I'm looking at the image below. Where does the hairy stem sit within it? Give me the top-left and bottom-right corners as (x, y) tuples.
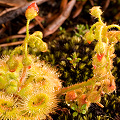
(107, 24), (120, 31)
(19, 66), (27, 85)
(99, 26), (103, 42)
(25, 19), (30, 58)
(90, 22), (103, 33)
(58, 79), (96, 96)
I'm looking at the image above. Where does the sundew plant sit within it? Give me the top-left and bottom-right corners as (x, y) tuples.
(59, 6), (120, 115)
(0, 3), (120, 120)
(0, 2), (61, 120)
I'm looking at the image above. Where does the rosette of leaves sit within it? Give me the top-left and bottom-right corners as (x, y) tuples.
(0, 54), (62, 120)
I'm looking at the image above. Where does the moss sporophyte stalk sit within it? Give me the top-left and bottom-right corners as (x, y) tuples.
(0, 3), (120, 120)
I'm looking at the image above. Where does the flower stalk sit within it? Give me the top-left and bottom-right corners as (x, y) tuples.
(58, 6), (119, 114)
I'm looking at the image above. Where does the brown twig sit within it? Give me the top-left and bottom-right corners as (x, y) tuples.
(103, 0), (110, 11)
(89, 0), (94, 6)
(0, 35), (25, 43)
(18, 16), (44, 35)
(0, 0), (27, 7)
(43, 0), (76, 37)
(34, 16), (44, 30)
(0, 0), (49, 25)
(0, 24), (6, 34)
(72, 0), (87, 18)
(46, 0), (68, 24)
(60, 0), (68, 11)
(0, 41), (23, 47)
(18, 21), (38, 34)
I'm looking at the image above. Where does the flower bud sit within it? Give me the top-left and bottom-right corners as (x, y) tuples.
(97, 53), (104, 62)
(77, 94), (87, 106)
(25, 2), (39, 20)
(90, 6), (102, 18)
(29, 34), (47, 52)
(92, 54), (107, 67)
(77, 94), (90, 112)
(102, 79), (116, 94)
(32, 31), (43, 39)
(88, 91), (101, 103)
(94, 42), (107, 61)
(6, 57), (18, 72)
(65, 91), (77, 103)
(39, 42), (48, 52)
(94, 42), (106, 54)
(85, 31), (94, 44)
(22, 56), (32, 67)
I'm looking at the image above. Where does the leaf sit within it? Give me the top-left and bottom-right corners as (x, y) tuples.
(81, 110), (86, 114)
(75, 32), (80, 37)
(67, 57), (72, 61)
(73, 112), (78, 117)
(71, 104), (78, 110)
(76, 58), (81, 62)
(81, 104), (87, 110)
(73, 54), (76, 59)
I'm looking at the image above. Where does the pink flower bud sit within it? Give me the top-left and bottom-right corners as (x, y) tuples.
(25, 2), (39, 20)
(65, 91), (77, 102)
(102, 79), (116, 94)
